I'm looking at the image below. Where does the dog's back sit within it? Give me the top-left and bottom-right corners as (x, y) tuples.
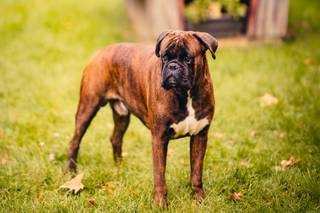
(80, 43), (161, 126)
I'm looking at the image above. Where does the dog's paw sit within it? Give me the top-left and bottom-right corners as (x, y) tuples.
(154, 194), (168, 209)
(113, 156), (123, 166)
(192, 189), (206, 203)
(64, 160), (77, 175)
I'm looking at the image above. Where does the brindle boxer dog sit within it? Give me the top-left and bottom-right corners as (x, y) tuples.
(67, 30), (218, 208)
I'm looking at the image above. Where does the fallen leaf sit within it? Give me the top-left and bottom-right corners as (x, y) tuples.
(275, 156), (301, 171)
(249, 130), (256, 138)
(103, 181), (120, 195)
(88, 197), (95, 207)
(260, 93), (278, 107)
(1, 150), (12, 164)
(60, 172), (85, 193)
(273, 130), (287, 139)
(280, 157), (300, 169)
(230, 192), (243, 201)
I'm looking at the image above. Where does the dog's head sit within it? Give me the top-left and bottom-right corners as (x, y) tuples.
(155, 30), (218, 91)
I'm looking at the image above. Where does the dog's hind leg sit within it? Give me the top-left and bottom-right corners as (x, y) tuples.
(68, 94), (101, 172)
(110, 101), (130, 163)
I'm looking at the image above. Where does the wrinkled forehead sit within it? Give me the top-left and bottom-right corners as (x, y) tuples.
(160, 32), (202, 56)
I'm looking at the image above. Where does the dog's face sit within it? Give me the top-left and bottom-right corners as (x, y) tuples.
(155, 31), (218, 91)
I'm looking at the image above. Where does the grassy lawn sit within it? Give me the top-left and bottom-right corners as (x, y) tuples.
(0, 0), (319, 212)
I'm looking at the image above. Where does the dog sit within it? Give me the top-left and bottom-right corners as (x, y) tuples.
(67, 30), (218, 208)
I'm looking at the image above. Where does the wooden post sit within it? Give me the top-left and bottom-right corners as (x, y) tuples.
(124, 0), (150, 40)
(124, 0), (184, 40)
(247, 0), (289, 39)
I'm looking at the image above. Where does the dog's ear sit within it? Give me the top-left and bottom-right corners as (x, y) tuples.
(193, 32), (218, 59)
(155, 31), (171, 57)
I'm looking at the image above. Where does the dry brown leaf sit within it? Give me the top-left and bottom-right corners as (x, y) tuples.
(1, 150), (12, 164)
(260, 93), (278, 107)
(60, 172), (84, 193)
(103, 181), (120, 195)
(88, 197), (95, 207)
(275, 156), (301, 171)
(273, 130), (287, 139)
(249, 130), (256, 138)
(280, 157), (300, 169)
(230, 192), (243, 201)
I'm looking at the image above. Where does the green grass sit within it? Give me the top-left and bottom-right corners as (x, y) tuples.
(0, 0), (319, 212)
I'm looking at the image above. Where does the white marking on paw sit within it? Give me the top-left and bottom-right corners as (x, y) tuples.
(170, 92), (209, 138)
(114, 101), (129, 116)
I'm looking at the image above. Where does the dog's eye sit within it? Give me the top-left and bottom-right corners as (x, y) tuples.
(185, 56), (193, 64)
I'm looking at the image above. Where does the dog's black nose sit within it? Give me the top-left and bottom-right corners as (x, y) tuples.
(168, 63), (178, 70)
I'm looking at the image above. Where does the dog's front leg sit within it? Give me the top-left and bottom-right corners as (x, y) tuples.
(151, 133), (169, 208)
(190, 129), (208, 203)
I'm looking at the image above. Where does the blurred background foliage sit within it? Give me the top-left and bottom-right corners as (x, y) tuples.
(288, 0), (320, 35)
(185, 0), (247, 24)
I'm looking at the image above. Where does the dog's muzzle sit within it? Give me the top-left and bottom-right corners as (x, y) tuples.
(161, 62), (183, 90)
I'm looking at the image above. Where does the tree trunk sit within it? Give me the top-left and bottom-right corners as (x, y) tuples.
(124, 0), (184, 40)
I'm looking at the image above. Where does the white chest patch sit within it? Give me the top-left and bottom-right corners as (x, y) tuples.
(170, 93), (209, 138)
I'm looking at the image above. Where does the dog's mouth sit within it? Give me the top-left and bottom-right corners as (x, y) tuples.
(162, 76), (177, 90)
